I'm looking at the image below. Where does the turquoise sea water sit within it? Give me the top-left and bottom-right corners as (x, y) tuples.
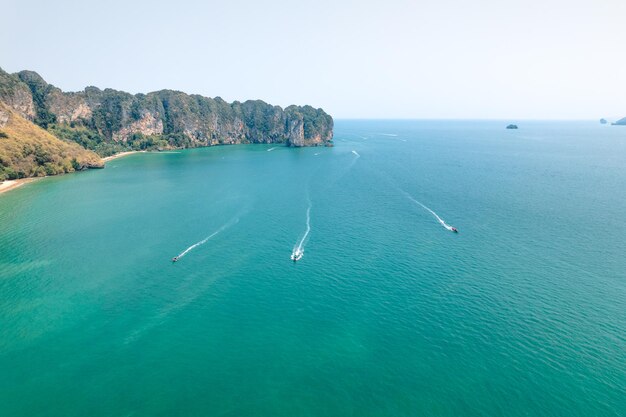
(1, 120), (625, 416)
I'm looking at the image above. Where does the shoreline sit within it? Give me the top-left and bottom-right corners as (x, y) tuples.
(0, 177), (42, 195)
(102, 150), (145, 162)
(0, 145), (289, 197)
(1, 150), (150, 196)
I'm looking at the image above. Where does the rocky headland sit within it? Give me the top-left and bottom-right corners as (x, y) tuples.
(0, 67), (333, 182)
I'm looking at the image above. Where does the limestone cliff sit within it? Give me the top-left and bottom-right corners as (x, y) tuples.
(0, 68), (333, 156)
(0, 69), (35, 121)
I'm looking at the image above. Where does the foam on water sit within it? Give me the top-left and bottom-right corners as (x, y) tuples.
(292, 198), (312, 260)
(402, 191), (456, 232)
(176, 217), (239, 260)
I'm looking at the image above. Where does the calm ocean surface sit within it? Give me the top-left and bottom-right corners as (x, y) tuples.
(1, 120), (625, 416)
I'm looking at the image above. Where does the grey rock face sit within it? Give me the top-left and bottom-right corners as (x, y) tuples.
(0, 68), (333, 148)
(0, 68), (35, 120)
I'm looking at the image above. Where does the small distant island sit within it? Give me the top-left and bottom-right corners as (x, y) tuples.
(0, 67), (333, 183)
(611, 117), (626, 126)
(506, 124), (518, 129)
(600, 118), (608, 124)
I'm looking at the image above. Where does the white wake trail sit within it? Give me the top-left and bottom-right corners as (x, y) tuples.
(176, 217), (239, 259)
(297, 204), (311, 252)
(352, 150), (360, 157)
(267, 147), (277, 152)
(403, 192), (455, 231)
(292, 199), (312, 260)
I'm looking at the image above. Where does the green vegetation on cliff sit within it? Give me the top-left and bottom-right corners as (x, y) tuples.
(0, 102), (102, 181)
(17, 71), (57, 128)
(47, 124), (126, 157)
(0, 67), (333, 181)
(1, 68), (333, 158)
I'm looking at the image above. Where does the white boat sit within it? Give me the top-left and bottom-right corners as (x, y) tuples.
(290, 250), (303, 262)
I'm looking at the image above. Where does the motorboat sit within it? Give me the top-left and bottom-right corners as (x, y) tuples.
(451, 227), (458, 233)
(290, 250), (303, 262)
(172, 256), (179, 262)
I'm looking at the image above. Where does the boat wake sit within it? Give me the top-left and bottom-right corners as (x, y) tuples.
(343, 150), (360, 172)
(403, 192), (457, 232)
(381, 133), (398, 137)
(291, 199), (311, 261)
(267, 147), (277, 152)
(175, 217), (239, 260)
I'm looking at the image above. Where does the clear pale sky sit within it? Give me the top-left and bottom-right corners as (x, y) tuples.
(2, 0), (625, 119)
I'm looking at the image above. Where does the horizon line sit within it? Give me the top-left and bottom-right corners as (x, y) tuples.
(333, 118), (616, 122)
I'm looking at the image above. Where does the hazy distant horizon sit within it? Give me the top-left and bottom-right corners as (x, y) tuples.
(2, 65), (621, 121)
(3, 0), (625, 120)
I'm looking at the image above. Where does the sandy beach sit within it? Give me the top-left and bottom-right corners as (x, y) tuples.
(1, 151), (145, 196)
(102, 150), (144, 162)
(0, 178), (40, 195)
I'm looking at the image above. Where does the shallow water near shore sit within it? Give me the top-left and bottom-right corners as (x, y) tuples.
(1, 120), (625, 416)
